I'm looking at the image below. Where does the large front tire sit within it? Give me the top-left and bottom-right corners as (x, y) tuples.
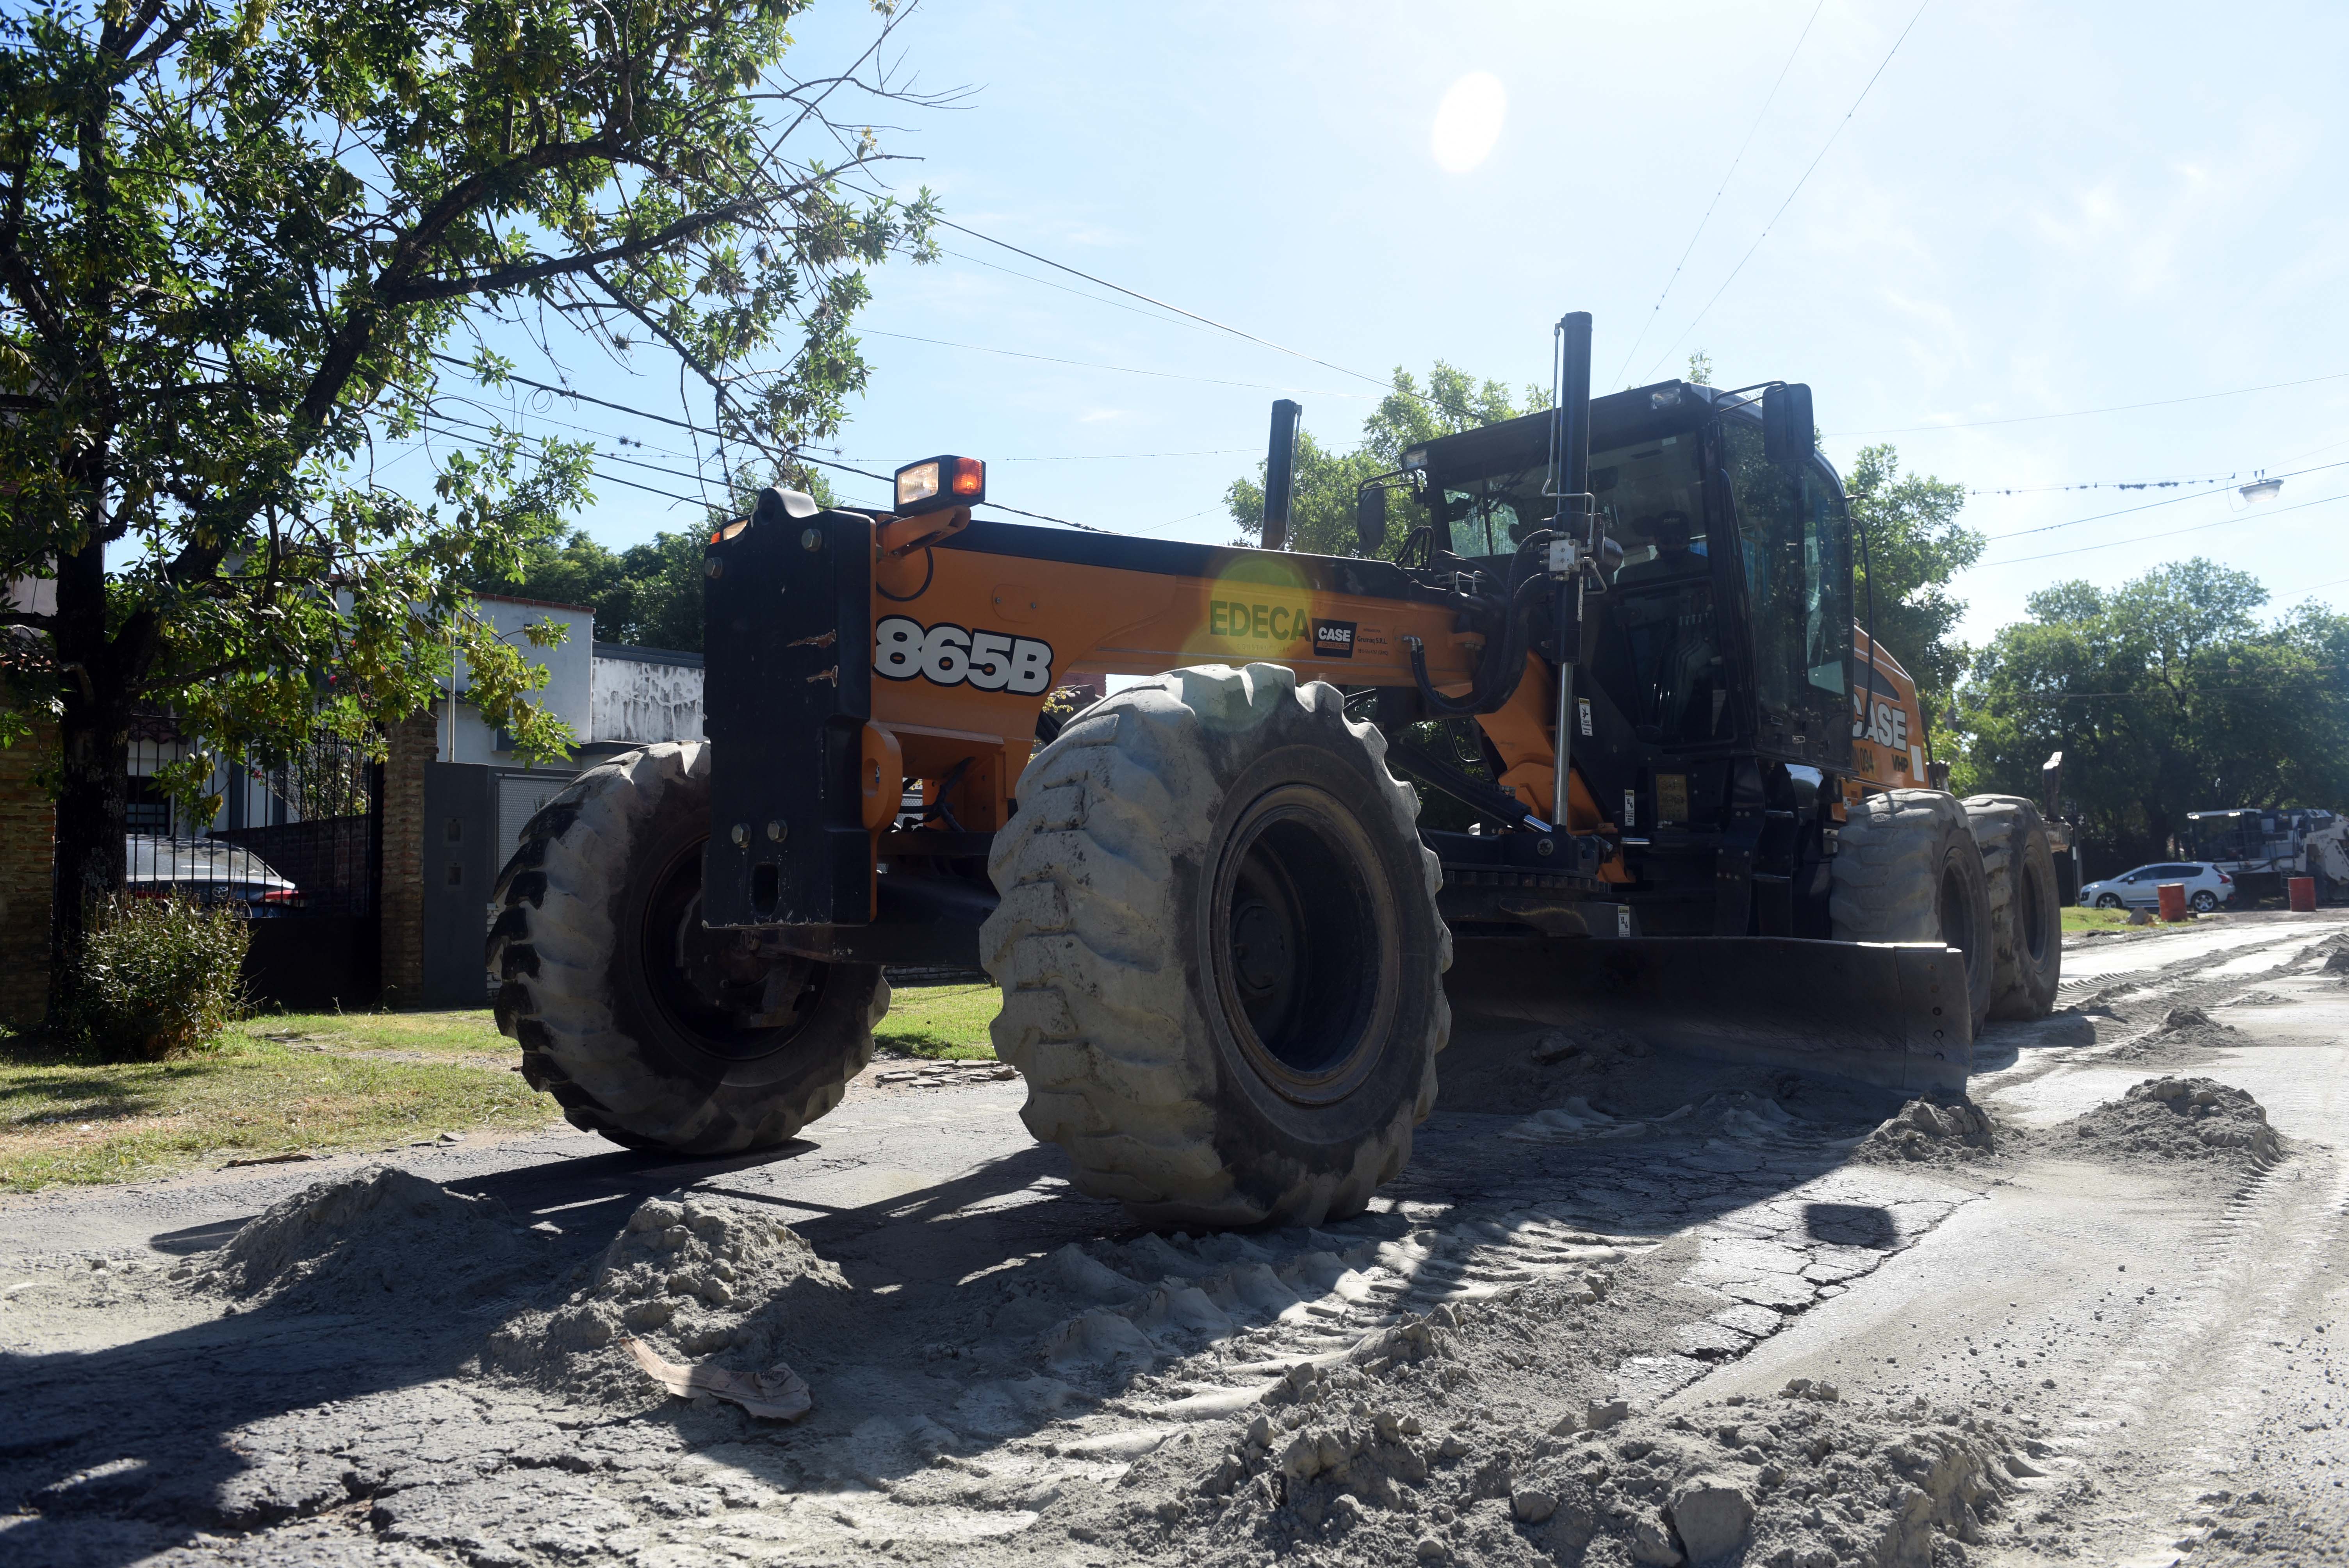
(1830, 788), (1996, 1037)
(489, 743), (888, 1155)
(981, 664), (1449, 1228)
(1964, 794), (2063, 1020)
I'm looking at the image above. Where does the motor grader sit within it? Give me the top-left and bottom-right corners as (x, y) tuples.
(490, 312), (2062, 1226)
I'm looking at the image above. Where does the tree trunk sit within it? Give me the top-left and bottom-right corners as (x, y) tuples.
(47, 540), (132, 1011)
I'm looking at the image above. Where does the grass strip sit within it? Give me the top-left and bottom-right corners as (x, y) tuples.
(0, 1030), (553, 1193)
(874, 983), (1000, 1061)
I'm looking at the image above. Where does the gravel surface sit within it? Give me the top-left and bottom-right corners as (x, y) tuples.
(5, 914), (2348, 1567)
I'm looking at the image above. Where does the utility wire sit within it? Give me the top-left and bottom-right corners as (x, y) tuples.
(1966, 472), (2239, 498)
(859, 329), (1369, 396)
(1645, 0), (1932, 381)
(422, 356), (1119, 529)
(929, 216), (1487, 424)
(1981, 459), (2349, 541)
(1830, 369), (2349, 436)
(939, 246), (1218, 338)
(1978, 489), (2348, 566)
(1610, 0), (1827, 387)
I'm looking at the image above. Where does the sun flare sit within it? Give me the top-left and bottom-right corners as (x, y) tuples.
(1431, 71), (1507, 173)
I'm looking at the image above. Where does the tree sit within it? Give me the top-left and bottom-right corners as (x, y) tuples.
(1223, 362), (1549, 556)
(1959, 559), (2349, 871)
(0, 0), (936, 990)
(1845, 444), (1982, 720)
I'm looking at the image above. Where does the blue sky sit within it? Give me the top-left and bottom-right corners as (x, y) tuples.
(490, 0), (2349, 647)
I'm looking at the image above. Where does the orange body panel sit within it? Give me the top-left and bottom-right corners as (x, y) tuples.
(1847, 627), (1930, 802)
(866, 527), (1490, 832)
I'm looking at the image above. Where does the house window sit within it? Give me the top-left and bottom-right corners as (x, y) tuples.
(125, 776), (171, 835)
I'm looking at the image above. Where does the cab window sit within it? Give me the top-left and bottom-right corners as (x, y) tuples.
(1723, 420), (1852, 721)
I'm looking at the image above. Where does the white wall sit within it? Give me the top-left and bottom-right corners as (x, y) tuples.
(591, 646), (704, 745)
(442, 596), (596, 766)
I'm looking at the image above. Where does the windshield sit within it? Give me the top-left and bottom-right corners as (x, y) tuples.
(1438, 432), (1707, 564)
(1724, 419), (1851, 716)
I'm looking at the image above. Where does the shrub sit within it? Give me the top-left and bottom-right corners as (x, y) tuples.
(55, 893), (250, 1060)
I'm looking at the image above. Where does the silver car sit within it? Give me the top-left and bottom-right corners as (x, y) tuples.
(2078, 861), (2236, 914)
(125, 835), (301, 915)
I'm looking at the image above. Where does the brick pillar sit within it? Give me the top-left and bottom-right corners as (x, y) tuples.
(379, 708), (437, 1008)
(0, 724), (56, 1029)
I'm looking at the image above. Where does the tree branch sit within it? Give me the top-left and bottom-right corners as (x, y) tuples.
(380, 190), (778, 306)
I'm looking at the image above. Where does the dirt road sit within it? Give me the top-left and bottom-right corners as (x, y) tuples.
(5, 913), (2347, 1568)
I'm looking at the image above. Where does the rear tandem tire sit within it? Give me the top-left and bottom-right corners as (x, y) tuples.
(488, 742), (889, 1155)
(1963, 793), (2064, 1021)
(980, 663), (1451, 1228)
(1830, 788), (1996, 1037)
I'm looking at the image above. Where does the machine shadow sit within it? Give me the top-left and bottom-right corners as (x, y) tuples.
(6, 1066), (1926, 1568)
(0, 1135), (1095, 1568)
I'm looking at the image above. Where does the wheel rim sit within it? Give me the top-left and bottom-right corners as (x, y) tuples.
(2097, 894), (2120, 909)
(2192, 891), (2216, 911)
(1208, 784), (1400, 1106)
(633, 835), (822, 1065)
(2020, 861), (2050, 962)
(1938, 857), (1977, 961)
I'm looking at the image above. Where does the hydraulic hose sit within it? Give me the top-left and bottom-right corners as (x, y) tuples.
(1406, 552), (1555, 716)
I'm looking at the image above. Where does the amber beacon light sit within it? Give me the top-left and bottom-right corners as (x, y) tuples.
(894, 455), (986, 515)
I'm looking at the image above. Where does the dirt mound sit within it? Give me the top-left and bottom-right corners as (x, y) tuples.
(2322, 947), (2349, 977)
(1095, 1358), (2028, 1568)
(2061, 1077), (2281, 1164)
(1855, 1096), (1996, 1166)
(485, 1193), (857, 1408)
(178, 1167), (541, 1313)
(2103, 1004), (2242, 1063)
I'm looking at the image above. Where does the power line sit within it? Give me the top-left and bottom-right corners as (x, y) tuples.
(1966, 473), (2239, 498)
(927, 216), (1485, 424)
(419, 376), (1123, 533)
(990, 447), (1252, 463)
(937, 246), (1217, 338)
(1645, 0), (1932, 381)
(1978, 489), (2349, 566)
(1980, 459), (2349, 541)
(1829, 369), (2349, 437)
(859, 328), (1370, 397)
(932, 217), (1397, 391)
(1610, 0), (1827, 387)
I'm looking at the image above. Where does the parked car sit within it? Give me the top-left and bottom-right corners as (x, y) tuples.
(124, 835), (301, 915)
(2078, 861), (2235, 914)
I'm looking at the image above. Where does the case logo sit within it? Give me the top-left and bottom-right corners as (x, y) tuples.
(1312, 618), (1356, 659)
(874, 616), (1055, 694)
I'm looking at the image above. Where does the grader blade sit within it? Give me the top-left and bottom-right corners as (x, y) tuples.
(1444, 936), (1972, 1096)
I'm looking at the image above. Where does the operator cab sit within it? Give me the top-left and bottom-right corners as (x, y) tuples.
(1407, 380), (1855, 778)
(1398, 380), (1857, 939)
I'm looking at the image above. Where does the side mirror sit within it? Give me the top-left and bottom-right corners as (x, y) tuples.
(1355, 484), (1388, 555)
(1763, 383), (1815, 466)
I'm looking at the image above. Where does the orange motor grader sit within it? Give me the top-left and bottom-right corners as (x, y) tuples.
(490, 313), (2060, 1226)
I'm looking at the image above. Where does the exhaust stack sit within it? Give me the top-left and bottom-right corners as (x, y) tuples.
(1262, 398), (1301, 552)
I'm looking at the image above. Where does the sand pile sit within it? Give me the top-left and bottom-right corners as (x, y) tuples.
(485, 1193), (857, 1406)
(2062, 1077), (2281, 1164)
(1856, 1096), (1996, 1166)
(2104, 1003), (2242, 1063)
(1108, 1354), (2028, 1568)
(176, 1166), (541, 1313)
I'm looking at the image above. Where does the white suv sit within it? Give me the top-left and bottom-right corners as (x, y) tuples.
(2078, 861), (2235, 914)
